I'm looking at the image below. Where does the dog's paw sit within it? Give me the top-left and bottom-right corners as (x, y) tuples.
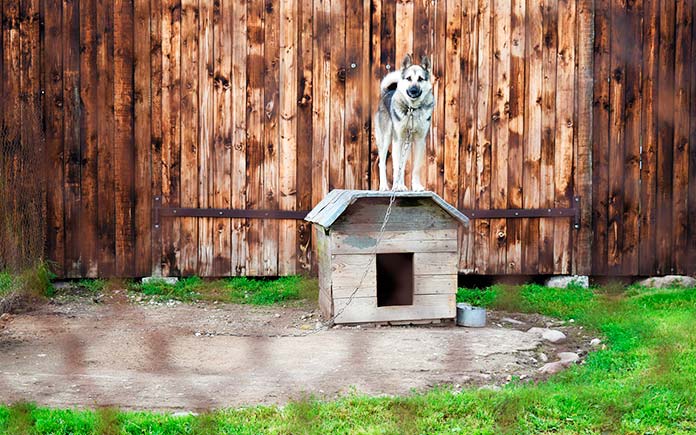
(412, 182), (425, 192)
(379, 183), (390, 192)
(392, 182), (408, 192)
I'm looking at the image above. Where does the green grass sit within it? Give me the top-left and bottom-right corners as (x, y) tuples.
(0, 272), (13, 297)
(128, 276), (316, 306)
(3, 282), (696, 433)
(76, 279), (107, 293)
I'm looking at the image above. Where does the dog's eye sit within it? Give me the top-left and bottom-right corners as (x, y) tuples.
(417, 77), (424, 82)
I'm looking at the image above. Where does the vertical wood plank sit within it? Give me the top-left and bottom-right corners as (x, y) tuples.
(688, 0), (696, 275)
(160, 0), (182, 276)
(672, 0), (691, 274)
(344, 0), (364, 190)
(639, 0), (658, 275)
(539, 0), (557, 274)
(431, 0), (446, 195)
(458, 0), (478, 272)
(279, 0), (297, 275)
(474, 0), (492, 274)
(62, 0), (81, 276)
(180, 0), (199, 276)
(246, 0), (264, 275)
(79, 0), (99, 277)
(443, 0), (461, 206)
(411, 0), (427, 188)
(656, 0), (675, 274)
(150, 0), (163, 275)
(522, 0), (541, 274)
(114, 0), (136, 276)
(490, 0), (510, 274)
(507, 0), (524, 274)
(620, 0), (642, 275)
(553, 0), (574, 274)
(573, 0), (593, 275)
(360, 0), (371, 191)
(43, 0), (65, 273)
(329, 0), (345, 190)
(311, 0), (329, 206)
(295, 0), (312, 272)
(591, 0), (609, 275)
(607, 0), (625, 274)
(134, 0), (152, 276)
(212, 0), (232, 276)
(198, 0), (214, 276)
(231, 0), (247, 274)
(262, 0), (279, 275)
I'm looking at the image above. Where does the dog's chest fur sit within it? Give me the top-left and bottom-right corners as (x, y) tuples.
(389, 91), (434, 139)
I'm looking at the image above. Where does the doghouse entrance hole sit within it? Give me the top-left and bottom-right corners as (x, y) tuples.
(377, 253), (414, 307)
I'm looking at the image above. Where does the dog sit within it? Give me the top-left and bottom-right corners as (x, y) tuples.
(374, 54), (435, 192)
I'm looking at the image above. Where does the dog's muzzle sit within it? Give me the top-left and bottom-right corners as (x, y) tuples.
(406, 86), (422, 98)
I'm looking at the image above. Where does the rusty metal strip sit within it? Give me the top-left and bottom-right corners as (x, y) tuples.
(153, 196), (581, 227)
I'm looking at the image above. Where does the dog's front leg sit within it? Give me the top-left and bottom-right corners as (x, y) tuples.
(411, 137), (426, 192)
(391, 139), (408, 191)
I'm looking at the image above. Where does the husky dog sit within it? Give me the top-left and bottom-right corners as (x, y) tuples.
(374, 54), (435, 192)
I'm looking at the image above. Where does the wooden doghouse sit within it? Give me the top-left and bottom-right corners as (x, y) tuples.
(305, 190), (470, 324)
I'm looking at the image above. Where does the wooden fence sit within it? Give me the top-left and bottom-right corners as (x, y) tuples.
(0, 0), (694, 278)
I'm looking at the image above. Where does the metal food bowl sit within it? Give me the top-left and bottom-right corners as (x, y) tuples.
(456, 303), (486, 327)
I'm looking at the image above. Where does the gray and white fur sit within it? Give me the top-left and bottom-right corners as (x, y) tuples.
(374, 54), (435, 191)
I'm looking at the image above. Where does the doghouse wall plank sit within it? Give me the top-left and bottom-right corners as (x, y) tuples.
(4, 0), (696, 277)
(333, 294), (456, 324)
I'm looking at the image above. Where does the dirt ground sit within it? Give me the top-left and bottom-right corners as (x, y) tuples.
(0, 291), (593, 411)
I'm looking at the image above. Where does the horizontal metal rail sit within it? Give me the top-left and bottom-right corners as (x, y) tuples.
(153, 196), (581, 228)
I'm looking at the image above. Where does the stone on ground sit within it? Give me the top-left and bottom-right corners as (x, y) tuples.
(538, 361), (565, 375)
(527, 327), (566, 344)
(635, 275), (696, 289)
(545, 275), (590, 289)
(590, 338), (602, 346)
(557, 352), (579, 364)
(142, 276), (179, 285)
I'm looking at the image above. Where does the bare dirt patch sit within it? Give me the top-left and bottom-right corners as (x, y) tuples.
(0, 292), (592, 411)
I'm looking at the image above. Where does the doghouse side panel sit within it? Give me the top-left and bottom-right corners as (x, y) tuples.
(315, 226), (333, 318)
(333, 294), (456, 324)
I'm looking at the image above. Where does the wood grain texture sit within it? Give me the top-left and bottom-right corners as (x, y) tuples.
(328, 0), (345, 190)
(134, 0), (152, 277)
(212, 0), (232, 276)
(490, 0), (510, 274)
(150, 0), (163, 276)
(521, 0), (542, 274)
(591, 0), (610, 275)
(231, 0), (248, 275)
(180, 0), (199, 276)
(553, 0), (574, 274)
(539, 0), (557, 274)
(279, 0), (298, 275)
(198, 0), (214, 276)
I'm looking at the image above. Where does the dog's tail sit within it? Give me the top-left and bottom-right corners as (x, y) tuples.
(380, 71), (401, 95)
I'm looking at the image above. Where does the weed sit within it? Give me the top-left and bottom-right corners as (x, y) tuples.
(130, 276), (203, 302)
(76, 279), (107, 293)
(225, 276), (304, 305)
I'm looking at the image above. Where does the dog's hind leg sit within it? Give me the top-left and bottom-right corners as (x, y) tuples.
(411, 137), (426, 191)
(375, 119), (391, 191)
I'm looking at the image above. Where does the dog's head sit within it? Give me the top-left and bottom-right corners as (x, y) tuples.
(397, 54), (432, 101)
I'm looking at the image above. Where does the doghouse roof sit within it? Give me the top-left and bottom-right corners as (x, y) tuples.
(305, 189), (470, 229)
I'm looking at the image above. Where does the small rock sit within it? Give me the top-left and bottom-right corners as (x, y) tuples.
(315, 322), (323, 330)
(0, 313), (12, 322)
(635, 275), (696, 289)
(545, 275), (589, 289)
(538, 361), (566, 375)
(300, 324), (312, 330)
(538, 352), (548, 362)
(142, 276), (179, 285)
(500, 317), (525, 325)
(194, 332), (201, 337)
(274, 313), (281, 318)
(557, 352), (579, 364)
(590, 338), (602, 346)
(527, 327), (546, 335)
(542, 329), (567, 344)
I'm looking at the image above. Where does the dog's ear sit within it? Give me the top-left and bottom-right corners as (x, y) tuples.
(421, 55), (432, 72)
(401, 54), (413, 71)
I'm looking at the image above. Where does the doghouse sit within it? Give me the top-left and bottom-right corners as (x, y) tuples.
(305, 190), (470, 324)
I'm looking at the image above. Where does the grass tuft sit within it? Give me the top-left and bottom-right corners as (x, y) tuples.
(225, 276), (304, 305)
